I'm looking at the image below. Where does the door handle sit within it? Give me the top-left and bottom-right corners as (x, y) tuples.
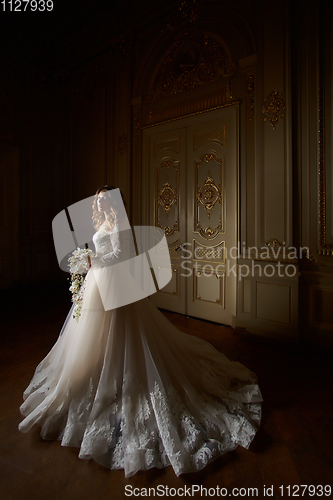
(174, 243), (185, 251)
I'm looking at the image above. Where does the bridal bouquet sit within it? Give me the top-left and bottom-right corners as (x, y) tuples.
(68, 247), (95, 322)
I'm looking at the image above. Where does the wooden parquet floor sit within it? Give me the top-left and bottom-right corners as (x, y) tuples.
(0, 282), (332, 500)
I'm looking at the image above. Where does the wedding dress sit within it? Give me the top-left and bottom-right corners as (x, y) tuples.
(19, 224), (263, 478)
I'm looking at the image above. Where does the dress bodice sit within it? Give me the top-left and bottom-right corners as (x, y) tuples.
(93, 225), (121, 263)
(92, 223), (136, 268)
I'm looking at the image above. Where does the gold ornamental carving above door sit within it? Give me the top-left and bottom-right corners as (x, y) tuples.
(142, 31), (239, 127)
(152, 32), (235, 99)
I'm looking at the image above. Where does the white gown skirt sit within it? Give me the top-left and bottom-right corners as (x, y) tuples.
(19, 268), (262, 478)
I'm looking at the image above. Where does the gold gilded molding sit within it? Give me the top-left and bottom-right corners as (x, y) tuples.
(246, 72), (255, 120)
(263, 87), (286, 130)
(142, 29), (239, 127)
(152, 31), (235, 100)
(197, 170), (221, 219)
(158, 181), (177, 214)
(142, 97), (241, 129)
(265, 239), (285, 248)
(156, 158), (179, 236)
(193, 268), (225, 306)
(195, 154), (223, 239)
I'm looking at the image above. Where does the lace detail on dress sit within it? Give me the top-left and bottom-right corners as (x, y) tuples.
(18, 227), (262, 477)
(92, 225), (121, 267)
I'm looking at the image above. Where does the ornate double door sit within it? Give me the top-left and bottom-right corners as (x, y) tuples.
(142, 107), (238, 326)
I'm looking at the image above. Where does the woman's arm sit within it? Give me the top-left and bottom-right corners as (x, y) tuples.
(91, 225), (121, 268)
(100, 229), (121, 265)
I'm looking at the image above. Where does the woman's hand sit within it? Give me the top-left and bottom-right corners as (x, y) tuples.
(87, 255), (92, 270)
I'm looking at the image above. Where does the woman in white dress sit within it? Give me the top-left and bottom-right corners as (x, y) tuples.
(19, 186), (262, 478)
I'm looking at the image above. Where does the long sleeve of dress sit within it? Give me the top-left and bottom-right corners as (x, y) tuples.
(91, 224), (121, 268)
(100, 228), (121, 264)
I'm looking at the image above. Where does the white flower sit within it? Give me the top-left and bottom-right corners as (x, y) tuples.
(68, 247), (95, 322)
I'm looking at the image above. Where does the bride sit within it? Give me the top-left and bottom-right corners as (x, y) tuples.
(18, 185), (262, 478)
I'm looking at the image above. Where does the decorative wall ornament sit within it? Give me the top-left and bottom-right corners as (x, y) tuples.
(151, 31), (235, 101)
(118, 132), (128, 156)
(197, 170), (221, 219)
(157, 181), (177, 215)
(246, 72), (255, 120)
(156, 159), (179, 236)
(265, 239), (286, 248)
(141, 28), (239, 127)
(262, 86), (286, 129)
(195, 153), (223, 239)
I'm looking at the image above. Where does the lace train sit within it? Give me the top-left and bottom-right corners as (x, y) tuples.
(19, 229), (262, 477)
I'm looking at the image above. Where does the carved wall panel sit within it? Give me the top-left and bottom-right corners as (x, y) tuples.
(192, 238), (225, 263)
(152, 31), (234, 99)
(193, 269), (225, 307)
(156, 265), (180, 297)
(156, 158), (180, 236)
(256, 282), (291, 325)
(194, 126), (225, 150)
(142, 31), (239, 127)
(262, 87), (286, 130)
(155, 137), (180, 156)
(194, 152), (224, 239)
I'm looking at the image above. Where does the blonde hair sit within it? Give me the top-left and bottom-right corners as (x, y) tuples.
(92, 186), (120, 231)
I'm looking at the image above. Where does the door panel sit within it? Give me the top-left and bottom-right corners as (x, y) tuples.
(144, 107), (238, 325)
(186, 115), (237, 324)
(148, 128), (187, 313)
